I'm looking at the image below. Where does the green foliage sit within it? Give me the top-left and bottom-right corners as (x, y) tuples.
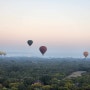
(0, 57), (90, 90)
(18, 84), (27, 90)
(39, 75), (52, 85)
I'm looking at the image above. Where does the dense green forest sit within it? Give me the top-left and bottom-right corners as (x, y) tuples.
(0, 57), (90, 90)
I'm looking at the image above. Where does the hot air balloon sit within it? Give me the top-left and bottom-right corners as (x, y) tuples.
(39, 46), (47, 55)
(0, 51), (6, 56)
(2, 52), (6, 56)
(0, 51), (3, 56)
(83, 51), (89, 58)
(27, 40), (33, 46)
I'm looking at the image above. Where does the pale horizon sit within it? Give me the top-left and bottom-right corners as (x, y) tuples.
(0, 0), (90, 57)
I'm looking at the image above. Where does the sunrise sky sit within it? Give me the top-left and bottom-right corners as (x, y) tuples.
(0, 0), (90, 57)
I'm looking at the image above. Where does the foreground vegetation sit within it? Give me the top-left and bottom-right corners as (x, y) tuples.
(0, 57), (90, 90)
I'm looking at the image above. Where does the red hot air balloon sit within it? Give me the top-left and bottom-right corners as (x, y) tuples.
(83, 51), (89, 58)
(27, 40), (33, 46)
(39, 46), (47, 55)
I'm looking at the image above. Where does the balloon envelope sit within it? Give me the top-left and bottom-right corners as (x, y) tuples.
(39, 46), (47, 55)
(0, 51), (6, 56)
(83, 51), (89, 57)
(27, 40), (33, 46)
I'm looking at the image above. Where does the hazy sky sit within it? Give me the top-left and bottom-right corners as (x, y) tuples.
(0, 0), (90, 57)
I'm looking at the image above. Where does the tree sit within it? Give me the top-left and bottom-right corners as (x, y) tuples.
(39, 75), (51, 85)
(18, 84), (27, 90)
(31, 82), (43, 90)
(42, 85), (52, 90)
